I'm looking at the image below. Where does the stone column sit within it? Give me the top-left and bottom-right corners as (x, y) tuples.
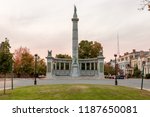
(55, 63), (57, 70)
(71, 6), (80, 77)
(59, 62), (61, 70)
(79, 63), (82, 70)
(94, 62), (96, 70)
(90, 63), (91, 70)
(69, 62), (70, 70)
(85, 63), (87, 70)
(64, 63), (66, 70)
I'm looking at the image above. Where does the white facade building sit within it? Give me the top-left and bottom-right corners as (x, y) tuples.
(117, 49), (149, 76)
(144, 54), (150, 76)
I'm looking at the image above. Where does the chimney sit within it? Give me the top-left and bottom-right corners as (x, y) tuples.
(140, 51), (144, 57)
(148, 4), (150, 11)
(133, 49), (136, 53)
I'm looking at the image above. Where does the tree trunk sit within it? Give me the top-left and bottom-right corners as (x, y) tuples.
(4, 74), (6, 94)
(11, 72), (14, 90)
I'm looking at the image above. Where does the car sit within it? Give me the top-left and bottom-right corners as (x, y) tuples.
(117, 75), (125, 79)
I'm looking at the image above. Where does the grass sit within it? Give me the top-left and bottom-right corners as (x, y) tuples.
(0, 84), (150, 100)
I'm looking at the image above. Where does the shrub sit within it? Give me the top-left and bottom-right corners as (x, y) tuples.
(145, 74), (150, 79)
(127, 74), (132, 78)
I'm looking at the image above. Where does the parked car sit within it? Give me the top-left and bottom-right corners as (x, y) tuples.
(105, 75), (115, 79)
(117, 75), (125, 79)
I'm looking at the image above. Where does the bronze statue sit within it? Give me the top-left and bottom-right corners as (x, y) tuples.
(48, 50), (52, 57)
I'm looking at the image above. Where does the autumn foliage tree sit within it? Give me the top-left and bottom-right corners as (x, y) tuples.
(13, 47), (34, 77)
(104, 63), (115, 75)
(13, 47), (46, 78)
(37, 58), (46, 76)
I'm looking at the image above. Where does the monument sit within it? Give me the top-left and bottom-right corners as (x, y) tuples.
(71, 6), (80, 77)
(46, 6), (104, 78)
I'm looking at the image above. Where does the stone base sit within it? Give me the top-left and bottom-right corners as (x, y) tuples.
(98, 73), (104, 79)
(46, 76), (104, 79)
(46, 72), (53, 79)
(71, 64), (80, 77)
(46, 71), (104, 79)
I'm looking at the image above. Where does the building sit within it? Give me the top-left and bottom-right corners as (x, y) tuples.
(46, 6), (104, 78)
(117, 49), (150, 76)
(144, 52), (150, 76)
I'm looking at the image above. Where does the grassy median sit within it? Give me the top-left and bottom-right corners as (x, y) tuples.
(0, 84), (150, 100)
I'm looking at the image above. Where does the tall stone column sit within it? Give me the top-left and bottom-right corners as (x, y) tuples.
(71, 6), (80, 77)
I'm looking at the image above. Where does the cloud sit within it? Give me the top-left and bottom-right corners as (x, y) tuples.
(0, 0), (150, 62)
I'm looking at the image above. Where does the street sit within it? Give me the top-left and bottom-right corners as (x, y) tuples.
(0, 78), (150, 91)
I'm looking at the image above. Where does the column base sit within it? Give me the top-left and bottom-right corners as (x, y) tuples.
(71, 64), (80, 77)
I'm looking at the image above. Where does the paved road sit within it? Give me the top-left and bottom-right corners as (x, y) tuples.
(0, 78), (150, 91)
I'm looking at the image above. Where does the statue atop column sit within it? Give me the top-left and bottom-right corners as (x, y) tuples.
(74, 5), (77, 14)
(48, 50), (52, 57)
(73, 5), (78, 18)
(99, 49), (103, 56)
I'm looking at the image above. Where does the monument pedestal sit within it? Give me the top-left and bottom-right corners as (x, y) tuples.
(71, 63), (80, 77)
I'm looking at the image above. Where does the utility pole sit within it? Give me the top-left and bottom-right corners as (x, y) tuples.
(117, 33), (120, 57)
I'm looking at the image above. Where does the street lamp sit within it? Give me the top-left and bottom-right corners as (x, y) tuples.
(141, 61), (146, 90)
(34, 54), (38, 85)
(114, 54), (118, 85)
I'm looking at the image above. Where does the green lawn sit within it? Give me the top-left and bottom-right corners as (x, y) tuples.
(0, 84), (150, 100)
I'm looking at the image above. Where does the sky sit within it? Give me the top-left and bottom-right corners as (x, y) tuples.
(0, 0), (150, 62)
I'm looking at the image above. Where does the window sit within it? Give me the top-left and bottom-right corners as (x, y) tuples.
(81, 63), (85, 70)
(61, 63), (64, 70)
(53, 64), (55, 70)
(95, 63), (97, 70)
(56, 63), (59, 70)
(65, 63), (70, 70)
(87, 63), (90, 70)
(91, 63), (94, 70)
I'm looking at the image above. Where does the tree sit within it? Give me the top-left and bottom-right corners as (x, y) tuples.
(145, 74), (150, 79)
(133, 65), (141, 78)
(78, 40), (103, 59)
(0, 38), (13, 94)
(37, 58), (46, 76)
(21, 52), (34, 77)
(56, 54), (71, 59)
(104, 63), (115, 75)
(0, 38), (13, 74)
(13, 47), (46, 77)
(13, 47), (34, 77)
